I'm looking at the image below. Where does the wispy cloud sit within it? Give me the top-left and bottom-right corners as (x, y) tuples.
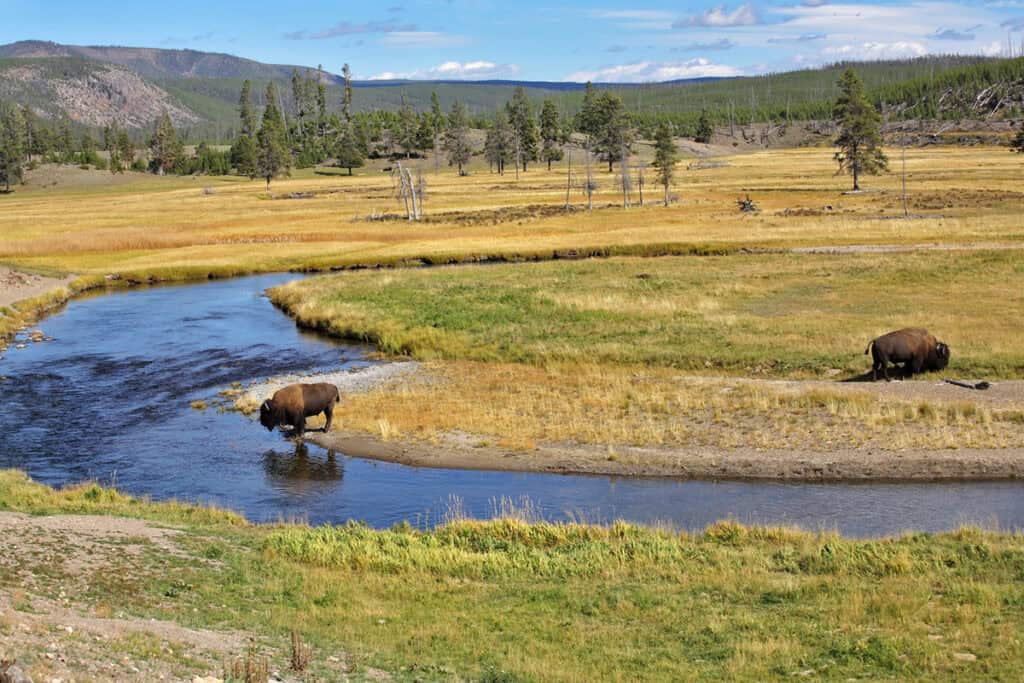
(1001, 15), (1024, 29)
(671, 38), (737, 51)
(369, 60), (520, 80)
(566, 58), (741, 83)
(593, 9), (674, 21)
(673, 4), (761, 28)
(930, 27), (976, 40)
(768, 32), (827, 43)
(379, 31), (469, 48)
(284, 19), (416, 40)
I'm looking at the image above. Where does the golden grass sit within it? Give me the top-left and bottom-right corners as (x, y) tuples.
(2, 146), (1023, 278)
(328, 361), (1024, 451)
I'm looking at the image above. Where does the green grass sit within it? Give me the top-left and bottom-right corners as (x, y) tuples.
(270, 250), (1024, 378)
(2, 470), (1024, 680)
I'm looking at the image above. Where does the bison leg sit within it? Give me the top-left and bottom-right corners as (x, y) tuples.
(292, 410), (305, 436)
(323, 404), (334, 432)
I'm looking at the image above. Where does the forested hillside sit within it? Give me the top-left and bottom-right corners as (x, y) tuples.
(1, 40), (1022, 144)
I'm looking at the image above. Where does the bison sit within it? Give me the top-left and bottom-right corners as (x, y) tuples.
(259, 383), (340, 435)
(865, 328), (950, 381)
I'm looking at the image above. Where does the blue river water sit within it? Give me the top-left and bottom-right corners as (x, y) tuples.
(1, 273), (1022, 537)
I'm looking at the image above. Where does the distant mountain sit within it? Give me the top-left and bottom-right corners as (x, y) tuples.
(1, 40), (1021, 142)
(0, 40), (343, 83)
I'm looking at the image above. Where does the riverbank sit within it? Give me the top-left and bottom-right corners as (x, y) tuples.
(309, 429), (1024, 481)
(2, 469), (1023, 682)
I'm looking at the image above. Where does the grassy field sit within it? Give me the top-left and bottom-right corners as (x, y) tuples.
(1, 146), (1023, 280)
(3, 469), (1024, 681)
(269, 250), (1024, 450)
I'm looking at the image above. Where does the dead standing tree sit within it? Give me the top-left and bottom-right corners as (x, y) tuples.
(392, 160), (422, 220)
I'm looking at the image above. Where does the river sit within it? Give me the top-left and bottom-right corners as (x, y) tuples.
(1, 274), (1022, 537)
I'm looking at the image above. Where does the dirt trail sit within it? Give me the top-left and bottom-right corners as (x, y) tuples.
(0, 266), (75, 309)
(0, 512), (248, 682)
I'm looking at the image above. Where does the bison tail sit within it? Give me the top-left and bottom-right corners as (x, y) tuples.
(864, 340), (873, 356)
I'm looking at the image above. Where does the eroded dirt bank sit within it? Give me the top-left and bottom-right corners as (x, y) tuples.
(308, 430), (1024, 481)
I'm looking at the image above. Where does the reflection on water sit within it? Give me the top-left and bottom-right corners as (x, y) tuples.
(2, 273), (1023, 537)
(263, 442), (343, 497)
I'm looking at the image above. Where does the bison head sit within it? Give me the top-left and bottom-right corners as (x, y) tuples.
(931, 342), (951, 371)
(259, 399), (279, 431)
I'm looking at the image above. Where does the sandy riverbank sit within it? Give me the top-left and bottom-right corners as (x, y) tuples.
(0, 266), (76, 309)
(236, 366), (1024, 481)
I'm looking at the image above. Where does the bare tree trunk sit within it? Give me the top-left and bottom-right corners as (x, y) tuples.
(515, 133), (520, 181)
(406, 167), (420, 220)
(396, 161), (411, 220)
(564, 148), (572, 210)
(901, 141), (908, 218)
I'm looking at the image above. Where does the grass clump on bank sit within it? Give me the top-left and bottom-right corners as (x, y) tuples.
(327, 361), (1024, 450)
(3, 472), (1024, 681)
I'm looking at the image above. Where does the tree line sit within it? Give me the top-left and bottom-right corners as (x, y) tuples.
(2, 64), (1022, 197)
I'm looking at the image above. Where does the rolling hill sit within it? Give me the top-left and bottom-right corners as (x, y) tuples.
(1, 40), (1021, 142)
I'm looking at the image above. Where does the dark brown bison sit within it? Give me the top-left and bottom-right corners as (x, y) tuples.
(865, 328), (950, 381)
(259, 383), (340, 435)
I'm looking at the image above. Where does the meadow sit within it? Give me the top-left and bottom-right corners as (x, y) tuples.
(5, 144), (1024, 453)
(3, 469), (1024, 681)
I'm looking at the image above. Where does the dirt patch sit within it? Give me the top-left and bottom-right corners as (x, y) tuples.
(0, 267), (75, 309)
(0, 512), (244, 682)
(234, 363), (420, 414)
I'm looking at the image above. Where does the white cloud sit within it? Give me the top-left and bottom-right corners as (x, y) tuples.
(593, 9), (674, 21)
(674, 4), (761, 28)
(368, 60), (521, 80)
(823, 41), (928, 59)
(566, 58), (741, 83)
(379, 31), (469, 48)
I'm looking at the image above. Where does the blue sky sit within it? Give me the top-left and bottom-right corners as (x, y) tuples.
(3, 0), (1023, 81)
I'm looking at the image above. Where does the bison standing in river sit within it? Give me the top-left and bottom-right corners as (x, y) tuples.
(865, 328), (950, 381)
(259, 383), (340, 435)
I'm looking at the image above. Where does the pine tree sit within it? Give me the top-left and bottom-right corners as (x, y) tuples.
(0, 103), (26, 192)
(238, 80), (257, 137)
(592, 91), (633, 173)
(57, 118), (74, 162)
(148, 111), (182, 175)
(334, 65), (364, 174)
(232, 134), (258, 178)
(506, 86), (539, 171)
(1012, 119), (1024, 154)
(833, 68), (888, 191)
(695, 110), (713, 144)
(652, 121), (678, 207)
(256, 82), (290, 189)
(397, 96), (417, 158)
(116, 130), (135, 172)
(540, 99), (564, 170)
(484, 108), (513, 174)
(443, 100), (472, 176)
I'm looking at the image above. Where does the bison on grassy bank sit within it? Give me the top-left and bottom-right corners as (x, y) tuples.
(259, 383), (340, 436)
(865, 328), (950, 381)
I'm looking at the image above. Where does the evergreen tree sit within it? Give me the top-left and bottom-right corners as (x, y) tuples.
(334, 115), (364, 175)
(443, 100), (472, 176)
(116, 130), (135, 171)
(591, 91), (633, 172)
(256, 82), (290, 189)
(833, 68), (887, 191)
(79, 132), (100, 166)
(484, 108), (513, 174)
(238, 80), (257, 137)
(341, 64), (354, 125)
(0, 104), (25, 191)
(652, 121), (679, 207)
(506, 86), (539, 171)
(577, 82), (599, 140)
(429, 91), (445, 134)
(397, 97), (417, 158)
(540, 99), (563, 170)
(695, 110), (713, 144)
(1012, 119), (1024, 154)
(148, 111), (182, 175)
(57, 118), (74, 162)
